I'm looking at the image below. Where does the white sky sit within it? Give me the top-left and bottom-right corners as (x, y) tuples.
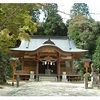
(1, 0), (100, 22)
(57, 0), (100, 22)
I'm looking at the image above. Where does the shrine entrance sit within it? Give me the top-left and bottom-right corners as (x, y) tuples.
(39, 61), (57, 75)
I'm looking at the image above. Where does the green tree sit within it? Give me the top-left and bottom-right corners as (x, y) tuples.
(44, 14), (67, 36)
(0, 3), (42, 84)
(93, 36), (100, 68)
(0, 51), (11, 84)
(34, 22), (45, 35)
(70, 3), (91, 19)
(92, 21), (100, 38)
(68, 3), (100, 73)
(37, 3), (67, 36)
(43, 3), (58, 21)
(0, 3), (42, 41)
(30, 8), (41, 22)
(0, 3), (43, 53)
(68, 15), (97, 57)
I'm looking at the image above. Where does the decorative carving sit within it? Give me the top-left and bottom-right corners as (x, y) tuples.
(39, 56), (57, 62)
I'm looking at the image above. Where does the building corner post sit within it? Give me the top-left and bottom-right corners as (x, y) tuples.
(57, 60), (61, 81)
(36, 59), (39, 81)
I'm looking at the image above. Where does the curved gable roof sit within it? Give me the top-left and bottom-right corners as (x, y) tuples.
(10, 36), (88, 53)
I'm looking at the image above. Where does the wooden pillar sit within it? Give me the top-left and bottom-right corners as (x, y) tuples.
(36, 59), (39, 81)
(57, 60), (61, 81)
(71, 59), (74, 73)
(21, 57), (24, 72)
(12, 64), (15, 86)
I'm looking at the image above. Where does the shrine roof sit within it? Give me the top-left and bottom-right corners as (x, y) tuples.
(10, 36), (88, 53)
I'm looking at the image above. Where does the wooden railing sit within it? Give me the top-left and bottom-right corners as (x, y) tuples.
(14, 70), (81, 81)
(14, 70), (30, 75)
(67, 74), (81, 81)
(14, 70), (30, 80)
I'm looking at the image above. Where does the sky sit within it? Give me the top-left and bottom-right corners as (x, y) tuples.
(1, 0), (100, 22)
(39, 0), (100, 22)
(57, 0), (100, 22)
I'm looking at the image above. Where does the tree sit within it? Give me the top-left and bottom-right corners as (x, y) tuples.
(70, 3), (91, 19)
(68, 15), (97, 57)
(68, 3), (100, 73)
(0, 3), (42, 84)
(93, 36), (100, 68)
(0, 51), (10, 84)
(30, 8), (41, 22)
(44, 13), (67, 36)
(36, 3), (67, 36)
(34, 22), (45, 35)
(43, 3), (58, 21)
(0, 3), (42, 53)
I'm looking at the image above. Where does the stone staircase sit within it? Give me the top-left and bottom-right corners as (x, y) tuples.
(39, 76), (57, 82)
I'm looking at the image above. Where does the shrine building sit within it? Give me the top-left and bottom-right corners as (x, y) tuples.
(10, 36), (88, 83)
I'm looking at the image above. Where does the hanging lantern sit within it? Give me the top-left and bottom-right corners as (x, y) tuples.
(45, 61), (47, 65)
(50, 61), (52, 65)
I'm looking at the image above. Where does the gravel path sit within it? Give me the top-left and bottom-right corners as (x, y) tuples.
(0, 81), (100, 96)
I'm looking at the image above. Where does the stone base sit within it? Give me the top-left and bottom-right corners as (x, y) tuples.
(57, 78), (61, 82)
(88, 83), (92, 87)
(93, 87), (98, 89)
(98, 86), (100, 89)
(35, 77), (39, 81)
(29, 79), (35, 82)
(39, 76), (57, 82)
(62, 79), (68, 82)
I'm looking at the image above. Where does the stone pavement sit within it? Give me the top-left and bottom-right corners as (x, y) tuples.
(0, 81), (100, 96)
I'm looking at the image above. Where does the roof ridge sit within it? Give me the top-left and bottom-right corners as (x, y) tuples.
(31, 35), (68, 39)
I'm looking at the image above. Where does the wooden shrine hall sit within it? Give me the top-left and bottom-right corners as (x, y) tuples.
(10, 36), (88, 84)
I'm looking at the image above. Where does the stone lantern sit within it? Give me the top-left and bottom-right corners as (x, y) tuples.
(82, 59), (91, 89)
(83, 59), (91, 73)
(10, 58), (18, 86)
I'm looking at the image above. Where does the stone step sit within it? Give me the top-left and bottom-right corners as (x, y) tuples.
(39, 76), (57, 81)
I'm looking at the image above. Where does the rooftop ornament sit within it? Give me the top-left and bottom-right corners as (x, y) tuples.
(43, 38), (55, 45)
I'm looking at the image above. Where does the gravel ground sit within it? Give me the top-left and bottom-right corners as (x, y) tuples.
(0, 81), (100, 96)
